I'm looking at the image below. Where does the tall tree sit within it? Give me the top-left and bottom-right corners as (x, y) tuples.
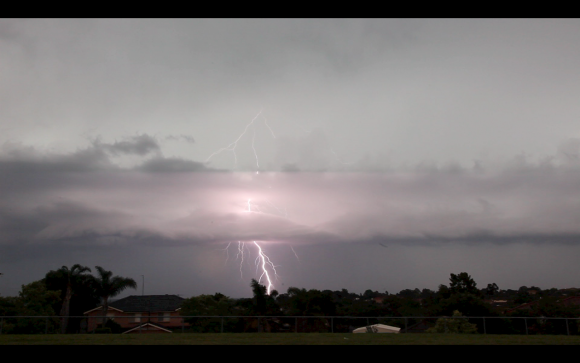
(251, 279), (269, 315)
(14, 280), (61, 333)
(93, 266), (137, 327)
(46, 264), (92, 334)
(485, 283), (499, 300)
(449, 272), (480, 296)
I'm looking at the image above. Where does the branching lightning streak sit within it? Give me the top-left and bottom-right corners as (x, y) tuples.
(253, 241), (277, 295)
(290, 246), (300, 263)
(236, 241), (246, 279)
(210, 109), (360, 296)
(222, 242), (232, 265)
(210, 109), (283, 295)
(205, 109), (263, 166)
(252, 126), (259, 173)
(263, 116), (276, 139)
(205, 110), (276, 172)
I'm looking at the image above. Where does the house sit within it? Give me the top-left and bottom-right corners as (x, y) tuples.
(504, 295), (580, 315)
(84, 294), (187, 333)
(559, 296), (580, 308)
(372, 296), (387, 304)
(504, 301), (539, 315)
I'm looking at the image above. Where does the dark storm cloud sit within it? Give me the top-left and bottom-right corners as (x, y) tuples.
(0, 142), (113, 173)
(165, 135), (195, 144)
(98, 134), (161, 156)
(0, 133), (162, 174)
(2, 138), (580, 253)
(135, 157), (209, 173)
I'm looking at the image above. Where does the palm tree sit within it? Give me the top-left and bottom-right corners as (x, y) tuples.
(93, 266), (137, 328)
(47, 264), (92, 334)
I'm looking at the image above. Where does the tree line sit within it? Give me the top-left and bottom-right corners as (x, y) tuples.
(0, 265), (136, 334)
(178, 273), (580, 334)
(1, 267), (579, 334)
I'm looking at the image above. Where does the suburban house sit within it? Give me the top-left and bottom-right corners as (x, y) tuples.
(84, 294), (187, 333)
(504, 295), (580, 315)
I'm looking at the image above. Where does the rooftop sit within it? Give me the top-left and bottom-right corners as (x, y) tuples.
(108, 295), (185, 312)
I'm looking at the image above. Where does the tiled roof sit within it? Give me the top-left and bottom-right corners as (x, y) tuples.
(122, 322), (173, 334)
(109, 295), (185, 312)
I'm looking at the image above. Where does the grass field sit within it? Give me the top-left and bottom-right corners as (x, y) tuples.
(1, 333), (580, 345)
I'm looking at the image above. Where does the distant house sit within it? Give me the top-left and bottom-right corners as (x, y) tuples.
(84, 295), (187, 333)
(485, 299), (510, 310)
(504, 296), (580, 315)
(372, 296), (386, 304)
(559, 296), (580, 308)
(504, 301), (538, 315)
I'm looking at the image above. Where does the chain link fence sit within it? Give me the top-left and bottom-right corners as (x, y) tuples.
(1, 315), (579, 335)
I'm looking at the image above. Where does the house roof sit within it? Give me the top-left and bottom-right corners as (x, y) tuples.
(559, 296), (580, 305)
(122, 322), (173, 334)
(504, 301), (538, 314)
(84, 295), (185, 314)
(109, 295), (185, 312)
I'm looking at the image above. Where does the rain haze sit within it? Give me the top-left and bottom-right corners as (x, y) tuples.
(1, 19), (580, 298)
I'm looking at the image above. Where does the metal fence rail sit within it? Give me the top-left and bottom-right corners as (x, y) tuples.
(1, 315), (579, 335)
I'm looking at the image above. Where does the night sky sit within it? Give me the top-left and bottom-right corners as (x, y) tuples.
(1, 19), (580, 298)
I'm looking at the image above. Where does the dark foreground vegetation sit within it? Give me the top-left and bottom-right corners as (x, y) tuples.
(2, 333), (580, 345)
(1, 265), (579, 336)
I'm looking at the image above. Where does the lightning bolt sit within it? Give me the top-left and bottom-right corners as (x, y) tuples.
(209, 109), (285, 295)
(205, 109), (263, 166)
(222, 242), (232, 265)
(236, 241), (246, 280)
(205, 109), (276, 172)
(253, 241), (277, 295)
(252, 126), (259, 173)
(290, 246), (300, 263)
(208, 109), (359, 297)
(263, 116), (276, 139)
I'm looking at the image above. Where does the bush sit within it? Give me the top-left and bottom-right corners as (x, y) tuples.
(427, 310), (477, 334)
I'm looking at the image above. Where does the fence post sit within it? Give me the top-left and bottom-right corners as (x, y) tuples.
(45, 317), (48, 334)
(524, 318), (528, 335)
(566, 319), (570, 336)
(1, 317), (3, 334)
(483, 317), (486, 334)
(182, 318), (184, 333)
(404, 317), (408, 333)
(331, 317), (334, 333)
(221, 317), (224, 333)
(295, 317), (297, 333)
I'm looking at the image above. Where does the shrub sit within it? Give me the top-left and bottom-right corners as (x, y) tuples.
(427, 310), (477, 334)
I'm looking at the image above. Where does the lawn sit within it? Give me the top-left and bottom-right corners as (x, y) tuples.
(1, 333), (580, 345)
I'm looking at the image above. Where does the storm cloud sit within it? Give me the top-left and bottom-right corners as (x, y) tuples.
(2, 138), (580, 250)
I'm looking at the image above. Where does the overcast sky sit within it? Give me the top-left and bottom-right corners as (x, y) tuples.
(1, 19), (580, 299)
